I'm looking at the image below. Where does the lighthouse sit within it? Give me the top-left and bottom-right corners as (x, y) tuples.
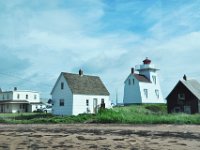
(123, 58), (165, 104)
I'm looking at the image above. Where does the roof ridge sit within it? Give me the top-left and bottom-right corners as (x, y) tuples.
(62, 72), (100, 78)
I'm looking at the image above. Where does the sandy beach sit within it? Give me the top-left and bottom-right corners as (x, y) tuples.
(0, 124), (199, 150)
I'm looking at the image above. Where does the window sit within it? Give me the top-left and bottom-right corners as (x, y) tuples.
(86, 99), (89, 106)
(7, 104), (9, 109)
(20, 104), (23, 109)
(7, 94), (9, 99)
(132, 79), (134, 85)
(17, 94), (20, 99)
(128, 79), (131, 85)
(34, 95), (37, 99)
(155, 90), (159, 98)
(178, 93), (185, 100)
(26, 94), (28, 99)
(144, 89), (148, 98)
(2, 95), (4, 100)
(60, 99), (64, 106)
(61, 82), (64, 90)
(101, 99), (105, 104)
(152, 76), (156, 84)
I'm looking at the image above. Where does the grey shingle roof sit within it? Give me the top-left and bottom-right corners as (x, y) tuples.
(63, 72), (109, 96)
(133, 73), (151, 83)
(181, 79), (200, 99)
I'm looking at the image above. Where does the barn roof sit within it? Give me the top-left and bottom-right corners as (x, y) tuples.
(63, 72), (109, 96)
(181, 79), (200, 99)
(134, 74), (151, 83)
(166, 79), (200, 100)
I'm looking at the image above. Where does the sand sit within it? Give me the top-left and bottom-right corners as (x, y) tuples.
(0, 124), (200, 150)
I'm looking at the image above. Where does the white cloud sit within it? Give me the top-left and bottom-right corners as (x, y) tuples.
(0, 0), (200, 102)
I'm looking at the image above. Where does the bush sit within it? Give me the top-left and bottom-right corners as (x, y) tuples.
(145, 104), (167, 114)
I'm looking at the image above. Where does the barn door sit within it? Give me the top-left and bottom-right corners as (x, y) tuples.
(184, 106), (191, 114)
(198, 101), (200, 113)
(93, 98), (98, 114)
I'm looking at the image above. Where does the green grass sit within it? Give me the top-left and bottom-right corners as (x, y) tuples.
(0, 104), (200, 124)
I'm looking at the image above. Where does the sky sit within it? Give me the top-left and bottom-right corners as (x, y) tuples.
(0, 0), (200, 102)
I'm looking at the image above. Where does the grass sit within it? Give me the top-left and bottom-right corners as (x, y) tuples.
(0, 104), (200, 124)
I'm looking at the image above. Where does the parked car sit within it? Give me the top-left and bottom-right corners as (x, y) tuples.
(42, 105), (52, 113)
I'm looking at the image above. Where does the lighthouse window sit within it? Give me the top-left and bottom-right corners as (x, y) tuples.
(152, 76), (156, 84)
(144, 89), (148, 98)
(132, 79), (134, 85)
(155, 90), (159, 98)
(128, 79), (131, 85)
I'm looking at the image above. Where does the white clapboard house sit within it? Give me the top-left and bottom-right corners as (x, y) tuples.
(0, 88), (43, 113)
(123, 58), (165, 104)
(51, 70), (111, 116)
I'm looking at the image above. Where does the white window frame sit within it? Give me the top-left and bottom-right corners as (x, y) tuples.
(128, 79), (131, 85)
(60, 99), (64, 106)
(178, 93), (185, 100)
(155, 90), (159, 99)
(61, 82), (64, 90)
(144, 89), (148, 98)
(86, 99), (89, 106)
(152, 76), (156, 84)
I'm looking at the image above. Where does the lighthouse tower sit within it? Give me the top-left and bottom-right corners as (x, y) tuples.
(136, 57), (159, 85)
(123, 58), (165, 104)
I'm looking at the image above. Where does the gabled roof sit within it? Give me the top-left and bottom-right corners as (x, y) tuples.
(134, 74), (151, 83)
(181, 79), (200, 99)
(166, 79), (200, 100)
(62, 72), (109, 96)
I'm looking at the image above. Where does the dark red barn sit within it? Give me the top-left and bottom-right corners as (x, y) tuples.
(166, 75), (200, 114)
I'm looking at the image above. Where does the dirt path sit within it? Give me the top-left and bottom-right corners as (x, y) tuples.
(0, 124), (200, 150)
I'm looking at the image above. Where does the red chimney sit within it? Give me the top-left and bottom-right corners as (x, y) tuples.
(131, 68), (134, 74)
(143, 57), (151, 64)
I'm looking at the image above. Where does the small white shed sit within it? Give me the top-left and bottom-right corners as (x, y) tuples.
(51, 70), (111, 116)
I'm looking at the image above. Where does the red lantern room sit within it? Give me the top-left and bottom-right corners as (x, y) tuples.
(143, 57), (151, 64)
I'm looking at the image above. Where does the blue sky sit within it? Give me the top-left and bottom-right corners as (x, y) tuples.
(0, 0), (200, 102)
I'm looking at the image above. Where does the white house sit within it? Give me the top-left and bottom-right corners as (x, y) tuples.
(51, 70), (111, 116)
(0, 88), (43, 113)
(123, 58), (165, 104)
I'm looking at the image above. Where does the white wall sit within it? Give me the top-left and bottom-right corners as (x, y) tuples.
(0, 91), (40, 103)
(13, 91), (40, 102)
(52, 74), (73, 115)
(139, 82), (164, 103)
(73, 94), (110, 115)
(123, 74), (142, 104)
(0, 92), (13, 100)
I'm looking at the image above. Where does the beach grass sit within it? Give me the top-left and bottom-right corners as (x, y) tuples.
(0, 104), (200, 124)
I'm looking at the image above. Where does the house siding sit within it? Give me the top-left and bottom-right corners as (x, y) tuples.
(123, 74), (165, 104)
(123, 74), (142, 104)
(73, 94), (110, 115)
(52, 75), (73, 115)
(12, 91), (40, 102)
(139, 82), (164, 103)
